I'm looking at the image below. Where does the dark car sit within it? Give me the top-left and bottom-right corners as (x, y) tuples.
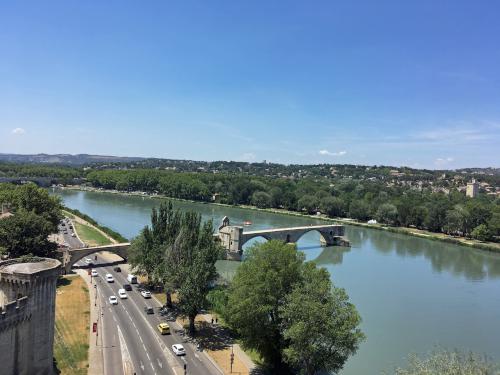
(113, 266), (122, 272)
(144, 306), (154, 314)
(123, 284), (132, 291)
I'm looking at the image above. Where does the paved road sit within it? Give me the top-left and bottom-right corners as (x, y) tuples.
(58, 218), (84, 249)
(81, 255), (222, 375)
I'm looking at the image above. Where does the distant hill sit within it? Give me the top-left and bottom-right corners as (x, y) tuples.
(0, 153), (498, 177)
(0, 153), (147, 165)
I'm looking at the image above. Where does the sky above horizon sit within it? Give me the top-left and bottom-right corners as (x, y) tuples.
(1, 1), (499, 169)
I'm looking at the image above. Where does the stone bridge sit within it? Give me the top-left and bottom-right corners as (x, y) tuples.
(217, 217), (349, 260)
(61, 243), (131, 273)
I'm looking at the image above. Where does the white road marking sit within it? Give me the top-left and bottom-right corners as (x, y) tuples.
(117, 325), (135, 375)
(157, 358), (163, 368)
(140, 361), (145, 371)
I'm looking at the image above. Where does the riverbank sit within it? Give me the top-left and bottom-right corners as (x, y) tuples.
(61, 185), (500, 254)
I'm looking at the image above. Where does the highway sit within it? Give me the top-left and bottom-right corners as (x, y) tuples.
(81, 255), (222, 375)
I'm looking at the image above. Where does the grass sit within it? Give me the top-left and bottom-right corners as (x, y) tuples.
(73, 221), (112, 247)
(53, 275), (90, 375)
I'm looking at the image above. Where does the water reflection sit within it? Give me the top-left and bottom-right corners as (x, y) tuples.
(346, 227), (500, 280)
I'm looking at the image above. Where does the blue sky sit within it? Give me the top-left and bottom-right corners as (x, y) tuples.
(1, 1), (499, 168)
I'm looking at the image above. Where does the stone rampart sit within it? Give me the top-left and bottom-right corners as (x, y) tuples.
(0, 258), (61, 375)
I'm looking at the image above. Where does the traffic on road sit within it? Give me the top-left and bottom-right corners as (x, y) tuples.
(77, 254), (221, 375)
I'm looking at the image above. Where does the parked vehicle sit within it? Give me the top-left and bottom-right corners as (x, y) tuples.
(157, 323), (170, 335)
(127, 274), (138, 284)
(113, 266), (121, 272)
(105, 274), (114, 283)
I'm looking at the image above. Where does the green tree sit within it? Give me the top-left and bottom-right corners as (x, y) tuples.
(172, 214), (221, 335)
(471, 224), (491, 242)
(297, 195), (318, 214)
(0, 209), (57, 258)
(349, 200), (371, 221)
(252, 191), (272, 208)
(319, 196), (345, 217)
(376, 203), (398, 225)
(225, 241), (304, 372)
(280, 262), (364, 375)
(224, 241), (363, 373)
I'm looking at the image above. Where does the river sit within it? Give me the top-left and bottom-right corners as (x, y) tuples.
(54, 189), (500, 374)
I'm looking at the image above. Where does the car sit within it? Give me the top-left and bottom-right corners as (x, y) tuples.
(85, 258), (93, 265)
(123, 284), (132, 291)
(71, 233), (76, 237)
(140, 290), (151, 299)
(113, 266), (121, 272)
(118, 289), (127, 299)
(109, 296), (118, 305)
(172, 344), (186, 356)
(157, 323), (170, 335)
(144, 306), (154, 314)
(91, 270), (98, 277)
(105, 274), (114, 283)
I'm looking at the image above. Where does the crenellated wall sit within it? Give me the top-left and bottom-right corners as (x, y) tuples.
(0, 258), (61, 375)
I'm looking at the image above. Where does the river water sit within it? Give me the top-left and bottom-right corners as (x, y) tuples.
(54, 189), (500, 374)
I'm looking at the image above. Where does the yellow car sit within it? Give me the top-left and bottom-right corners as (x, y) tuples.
(157, 323), (170, 335)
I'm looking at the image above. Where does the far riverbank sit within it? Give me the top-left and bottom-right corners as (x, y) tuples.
(60, 185), (500, 254)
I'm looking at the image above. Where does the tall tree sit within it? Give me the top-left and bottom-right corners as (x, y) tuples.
(280, 262), (364, 375)
(224, 241), (364, 374)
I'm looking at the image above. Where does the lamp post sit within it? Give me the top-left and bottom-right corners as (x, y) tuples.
(230, 345), (234, 373)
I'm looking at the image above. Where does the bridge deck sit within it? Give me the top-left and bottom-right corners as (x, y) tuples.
(243, 224), (342, 235)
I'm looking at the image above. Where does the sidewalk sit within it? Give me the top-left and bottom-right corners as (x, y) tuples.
(76, 269), (104, 375)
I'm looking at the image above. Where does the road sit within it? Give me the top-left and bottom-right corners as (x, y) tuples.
(80, 255), (222, 375)
(58, 218), (84, 249)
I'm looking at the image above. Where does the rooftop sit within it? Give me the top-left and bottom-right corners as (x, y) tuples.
(0, 258), (60, 275)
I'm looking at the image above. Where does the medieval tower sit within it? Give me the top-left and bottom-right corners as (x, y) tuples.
(0, 258), (61, 375)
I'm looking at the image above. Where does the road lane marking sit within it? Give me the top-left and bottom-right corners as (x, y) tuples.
(117, 325), (135, 375)
(157, 358), (163, 368)
(99, 264), (197, 375)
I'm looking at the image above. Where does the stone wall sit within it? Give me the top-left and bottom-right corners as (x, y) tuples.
(0, 258), (61, 375)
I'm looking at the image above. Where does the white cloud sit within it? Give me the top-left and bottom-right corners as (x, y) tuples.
(434, 157), (454, 167)
(11, 128), (26, 135)
(319, 149), (347, 156)
(240, 152), (256, 162)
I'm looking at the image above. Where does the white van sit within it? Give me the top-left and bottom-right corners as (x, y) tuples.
(127, 274), (138, 284)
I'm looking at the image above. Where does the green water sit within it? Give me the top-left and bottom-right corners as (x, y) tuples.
(54, 189), (500, 374)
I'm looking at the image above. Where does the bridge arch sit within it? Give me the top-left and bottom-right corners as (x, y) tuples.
(63, 243), (130, 273)
(291, 228), (331, 246)
(240, 234), (273, 249)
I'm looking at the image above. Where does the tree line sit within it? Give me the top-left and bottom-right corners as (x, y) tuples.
(86, 169), (500, 242)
